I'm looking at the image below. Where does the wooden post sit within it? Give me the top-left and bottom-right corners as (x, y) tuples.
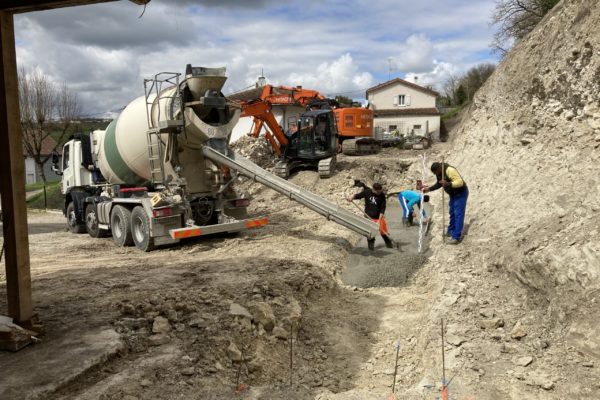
(0, 10), (33, 324)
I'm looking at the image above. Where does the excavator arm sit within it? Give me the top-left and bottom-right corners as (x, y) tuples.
(240, 100), (289, 156)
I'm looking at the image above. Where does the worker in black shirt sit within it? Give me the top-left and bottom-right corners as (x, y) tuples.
(346, 181), (394, 250)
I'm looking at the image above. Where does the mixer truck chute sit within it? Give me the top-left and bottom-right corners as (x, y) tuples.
(55, 65), (380, 252)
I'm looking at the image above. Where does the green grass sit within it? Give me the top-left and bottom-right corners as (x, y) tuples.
(26, 182), (63, 210)
(25, 180), (60, 192)
(441, 104), (467, 121)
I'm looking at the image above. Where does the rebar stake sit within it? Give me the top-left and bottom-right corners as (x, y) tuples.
(392, 341), (400, 393)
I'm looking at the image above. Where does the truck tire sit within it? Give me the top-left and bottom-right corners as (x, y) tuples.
(85, 204), (109, 238)
(131, 206), (155, 252)
(110, 205), (133, 247)
(66, 201), (86, 234)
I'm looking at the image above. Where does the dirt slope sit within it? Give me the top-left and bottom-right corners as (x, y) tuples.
(419, 0), (600, 397)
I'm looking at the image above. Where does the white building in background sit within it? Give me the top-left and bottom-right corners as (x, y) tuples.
(366, 78), (441, 140)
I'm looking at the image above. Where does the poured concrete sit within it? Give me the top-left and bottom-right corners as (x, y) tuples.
(342, 200), (433, 288)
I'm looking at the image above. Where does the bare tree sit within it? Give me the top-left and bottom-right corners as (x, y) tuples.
(19, 68), (80, 183)
(491, 0), (560, 55)
(442, 64), (497, 106)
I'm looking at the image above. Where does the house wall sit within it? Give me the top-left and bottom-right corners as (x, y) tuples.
(368, 84), (436, 110)
(374, 115), (441, 140)
(24, 156), (61, 184)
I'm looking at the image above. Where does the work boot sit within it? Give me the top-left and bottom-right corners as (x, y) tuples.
(383, 236), (394, 248)
(447, 238), (461, 245)
(368, 238), (375, 251)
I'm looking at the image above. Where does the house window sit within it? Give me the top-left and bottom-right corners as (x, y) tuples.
(393, 94), (411, 107)
(388, 125), (397, 132)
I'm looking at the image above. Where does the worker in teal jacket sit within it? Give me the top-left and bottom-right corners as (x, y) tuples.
(398, 190), (429, 226)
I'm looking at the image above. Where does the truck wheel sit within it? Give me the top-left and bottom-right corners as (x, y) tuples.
(110, 205), (133, 247)
(131, 206), (155, 252)
(85, 204), (108, 238)
(66, 201), (86, 234)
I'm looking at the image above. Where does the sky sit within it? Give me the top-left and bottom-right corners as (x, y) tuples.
(14, 0), (499, 117)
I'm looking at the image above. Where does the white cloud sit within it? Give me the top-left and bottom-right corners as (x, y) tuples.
(405, 61), (459, 92)
(392, 34), (435, 73)
(286, 53), (374, 96)
(13, 0), (499, 114)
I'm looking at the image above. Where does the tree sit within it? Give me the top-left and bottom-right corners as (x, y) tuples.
(19, 68), (80, 183)
(334, 95), (354, 106)
(442, 63), (496, 106)
(491, 0), (560, 55)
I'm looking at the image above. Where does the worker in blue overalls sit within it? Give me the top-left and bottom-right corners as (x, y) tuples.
(422, 162), (469, 244)
(397, 190), (429, 226)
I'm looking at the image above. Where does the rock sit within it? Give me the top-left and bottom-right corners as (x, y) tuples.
(510, 322), (527, 339)
(166, 309), (179, 322)
(446, 334), (467, 347)
(513, 356), (534, 367)
(140, 379), (152, 387)
(180, 367), (195, 376)
(152, 316), (171, 334)
(272, 326), (289, 340)
(188, 313), (209, 328)
(230, 303), (253, 319)
(227, 342), (243, 362)
(249, 302), (276, 332)
(478, 318), (504, 329)
(120, 318), (147, 330)
(148, 333), (170, 346)
(526, 372), (555, 390)
(121, 303), (136, 315)
(479, 308), (495, 318)
(582, 361), (594, 368)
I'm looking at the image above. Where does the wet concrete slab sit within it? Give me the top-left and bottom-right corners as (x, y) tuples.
(0, 327), (123, 400)
(342, 200), (433, 288)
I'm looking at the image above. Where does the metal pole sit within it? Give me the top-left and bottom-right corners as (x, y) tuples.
(392, 341), (400, 393)
(441, 318), (447, 400)
(289, 320), (294, 388)
(441, 157), (445, 243)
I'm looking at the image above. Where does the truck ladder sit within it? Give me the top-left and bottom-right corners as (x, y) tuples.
(147, 129), (165, 187)
(202, 146), (380, 240)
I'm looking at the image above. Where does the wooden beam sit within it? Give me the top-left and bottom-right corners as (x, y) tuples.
(1, 1), (119, 14)
(0, 11), (33, 324)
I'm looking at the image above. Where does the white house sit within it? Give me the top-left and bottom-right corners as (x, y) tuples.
(366, 78), (441, 140)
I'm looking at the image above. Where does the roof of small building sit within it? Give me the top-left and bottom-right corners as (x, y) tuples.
(366, 78), (439, 98)
(23, 135), (58, 156)
(373, 108), (441, 117)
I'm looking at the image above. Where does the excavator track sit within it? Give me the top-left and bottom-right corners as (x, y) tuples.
(318, 156), (336, 178)
(341, 138), (381, 156)
(274, 161), (290, 179)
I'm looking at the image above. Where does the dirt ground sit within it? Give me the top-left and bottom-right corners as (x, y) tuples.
(1, 140), (599, 399)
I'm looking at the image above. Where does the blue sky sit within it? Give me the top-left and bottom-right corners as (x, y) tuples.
(14, 0), (499, 115)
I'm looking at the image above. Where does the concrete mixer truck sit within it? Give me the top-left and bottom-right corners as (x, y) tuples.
(54, 65), (380, 251)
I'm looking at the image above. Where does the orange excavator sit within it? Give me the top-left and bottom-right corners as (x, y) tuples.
(238, 85), (380, 178)
(239, 85), (337, 178)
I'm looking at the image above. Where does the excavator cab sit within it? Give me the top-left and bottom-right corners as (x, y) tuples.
(275, 109), (337, 179)
(286, 110), (337, 160)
